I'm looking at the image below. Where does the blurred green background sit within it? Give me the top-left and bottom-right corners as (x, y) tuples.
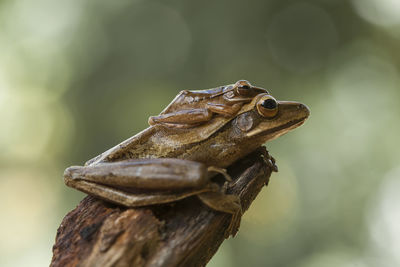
(1, 0), (400, 266)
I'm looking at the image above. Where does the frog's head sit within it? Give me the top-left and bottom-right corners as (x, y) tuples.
(231, 80), (269, 97)
(230, 93), (310, 148)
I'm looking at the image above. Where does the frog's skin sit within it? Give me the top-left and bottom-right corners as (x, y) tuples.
(64, 84), (310, 238)
(148, 80), (268, 128)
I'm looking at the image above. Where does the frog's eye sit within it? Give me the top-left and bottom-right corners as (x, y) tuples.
(256, 95), (278, 118)
(236, 84), (251, 95)
(234, 80), (253, 96)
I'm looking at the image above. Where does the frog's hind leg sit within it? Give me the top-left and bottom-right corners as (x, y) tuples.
(197, 191), (242, 238)
(64, 177), (219, 207)
(64, 158), (210, 190)
(64, 158), (241, 235)
(148, 108), (212, 127)
(64, 158), (219, 207)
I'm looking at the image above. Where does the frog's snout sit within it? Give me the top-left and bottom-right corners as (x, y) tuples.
(277, 100), (310, 122)
(297, 103), (310, 118)
(64, 166), (82, 184)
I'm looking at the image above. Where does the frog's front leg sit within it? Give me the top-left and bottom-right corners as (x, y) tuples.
(205, 102), (242, 117)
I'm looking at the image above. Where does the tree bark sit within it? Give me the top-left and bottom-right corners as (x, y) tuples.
(51, 148), (273, 267)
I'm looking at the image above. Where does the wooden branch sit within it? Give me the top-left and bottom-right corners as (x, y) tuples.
(51, 149), (273, 267)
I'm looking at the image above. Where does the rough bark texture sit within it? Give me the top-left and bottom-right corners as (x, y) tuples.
(51, 149), (272, 267)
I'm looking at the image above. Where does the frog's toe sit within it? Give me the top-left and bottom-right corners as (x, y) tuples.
(224, 209), (243, 238)
(257, 146), (278, 172)
(207, 166), (232, 182)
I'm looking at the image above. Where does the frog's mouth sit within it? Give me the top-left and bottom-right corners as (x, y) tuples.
(266, 117), (307, 138)
(247, 100), (310, 141)
(246, 117), (307, 140)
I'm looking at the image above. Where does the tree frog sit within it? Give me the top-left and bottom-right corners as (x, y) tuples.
(148, 80), (268, 128)
(64, 82), (310, 238)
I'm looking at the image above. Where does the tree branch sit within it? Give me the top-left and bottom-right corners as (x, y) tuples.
(51, 148), (273, 267)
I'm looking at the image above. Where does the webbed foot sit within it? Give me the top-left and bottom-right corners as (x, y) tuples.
(197, 191), (243, 238)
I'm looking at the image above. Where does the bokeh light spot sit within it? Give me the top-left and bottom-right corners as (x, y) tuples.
(0, 169), (58, 256)
(368, 167), (400, 266)
(297, 249), (367, 267)
(352, 0), (400, 27)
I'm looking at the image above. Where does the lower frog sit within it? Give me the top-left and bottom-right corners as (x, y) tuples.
(64, 84), (310, 238)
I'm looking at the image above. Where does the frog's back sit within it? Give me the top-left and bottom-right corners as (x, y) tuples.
(85, 126), (160, 165)
(85, 114), (234, 166)
(159, 85), (229, 114)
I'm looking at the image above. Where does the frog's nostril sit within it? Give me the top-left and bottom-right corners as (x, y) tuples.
(298, 103), (310, 117)
(64, 166), (81, 180)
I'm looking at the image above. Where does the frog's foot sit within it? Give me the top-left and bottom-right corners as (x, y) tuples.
(207, 166), (232, 182)
(257, 146), (278, 173)
(197, 192), (243, 238)
(221, 181), (229, 193)
(227, 205), (242, 238)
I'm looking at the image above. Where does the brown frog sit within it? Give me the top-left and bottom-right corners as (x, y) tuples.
(64, 82), (310, 238)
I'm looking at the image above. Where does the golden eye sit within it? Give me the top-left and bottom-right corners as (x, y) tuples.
(256, 95), (278, 118)
(235, 80), (252, 96)
(237, 85), (251, 95)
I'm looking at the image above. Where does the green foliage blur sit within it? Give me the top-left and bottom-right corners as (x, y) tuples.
(1, 0), (400, 266)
